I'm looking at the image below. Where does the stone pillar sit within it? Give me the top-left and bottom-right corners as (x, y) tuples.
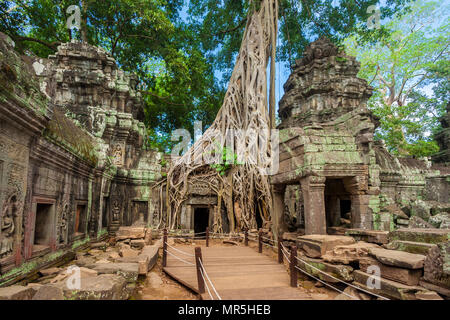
(300, 176), (326, 235)
(272, 184), (286, 238)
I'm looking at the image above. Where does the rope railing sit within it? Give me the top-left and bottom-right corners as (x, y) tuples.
(164, 249), (195, 266)
(166, 242), (195, 257)
(294, 265), (359, 300)
(161, 227), (390, 301)
(199, 259), (222, 300)
(294, 255), (390, 300)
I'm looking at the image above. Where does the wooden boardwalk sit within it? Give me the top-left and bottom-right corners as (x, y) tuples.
(163, 245), (311, 300)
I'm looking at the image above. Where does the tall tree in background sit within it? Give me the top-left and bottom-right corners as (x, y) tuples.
(187, 0), (411, 81)
(344, 0), (449, 156)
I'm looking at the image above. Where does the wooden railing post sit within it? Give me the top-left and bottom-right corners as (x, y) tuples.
(162, 228), (168, 267)
(290, 246), (298, 288)
(206, 227), (209, 247)
(244, 229), (248, 246)
(195, 247), (205, 294)
(278, 233), (283, 264)
(258, 229), (262, 253)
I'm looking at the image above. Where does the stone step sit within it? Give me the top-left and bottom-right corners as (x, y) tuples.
(389, 228), (449, 244)
(386, 240), (437, 255)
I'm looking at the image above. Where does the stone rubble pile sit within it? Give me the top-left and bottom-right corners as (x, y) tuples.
(0, 227), (160, 300)
(283, 228), (449, 300)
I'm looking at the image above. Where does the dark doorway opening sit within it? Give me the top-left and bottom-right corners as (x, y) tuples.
(194, 207), (209, 235)
(34, 203), (53, 246)
(325, 178), (352, 229)
(75, 204), (87, 236)
(102, 197), (109, 229)
(340, 200), (352, 219)
(255, 205), (263, 229)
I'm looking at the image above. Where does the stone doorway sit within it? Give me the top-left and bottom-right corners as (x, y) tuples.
(194, 207), (209, 235)
(102, 197), (109, 229)
(325, 178), (352, 229)
(34, 203), (54, 247)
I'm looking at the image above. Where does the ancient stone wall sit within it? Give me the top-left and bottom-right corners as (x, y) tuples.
(0, 34), (163, 286)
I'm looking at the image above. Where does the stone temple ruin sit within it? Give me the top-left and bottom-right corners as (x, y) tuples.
(0, 32), (449, 300)
(0, 34), (163, 288)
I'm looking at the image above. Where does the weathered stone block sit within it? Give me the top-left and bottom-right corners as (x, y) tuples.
(116, 227), (146, 240)
(297, 235), (355, 258)
(296, 256), (354, 283)
(322, 242), (380, 264)
(369, 248), (426, 269)
(389, 228), (449, 244)
(89, 263), (139, 283)
(32, 285), (64, 300)
(57, 274), (128, 300)
(359, 257), (422, 286)
(353, 270), (421, 300)
(345, 229), (389, 244)
(386, 240), (436, 255)
(0, 285), (36, 300)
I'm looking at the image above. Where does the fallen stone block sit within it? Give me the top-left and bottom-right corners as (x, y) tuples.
(369, 248), (426, 269)
(140, 245), (159, 273)
(90, 242), (107, 250)
(297, 235), (355, 258)
(334, 286), (372, 300)
(419, 280), (450, 298)
(345, 229), (389, 245)
(39, 267), (62, 276)
(32, 285), (64, 300)
(281, 232), (298, 242)
(353, 270), (421, 300)
(296, 256), (354, 283)
(408, 216), (435, 229)
(322, 242), (380, 264)
(389, 228), (449, 244)
(359, 257), (422, 286)
(57, 274), (129, 300)
(50, 267), (98, 284)
(131, 239), (146, 250)
(0, 285), (36, 300)
(120, 248), (139, 258)
(89, 263), (139, 283)
(386, 240), (436, 255)
(116, 227), (146, 240)
(423, 241), (450, 290)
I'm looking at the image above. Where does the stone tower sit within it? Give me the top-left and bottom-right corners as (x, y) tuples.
(271, 38), (381, 235)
